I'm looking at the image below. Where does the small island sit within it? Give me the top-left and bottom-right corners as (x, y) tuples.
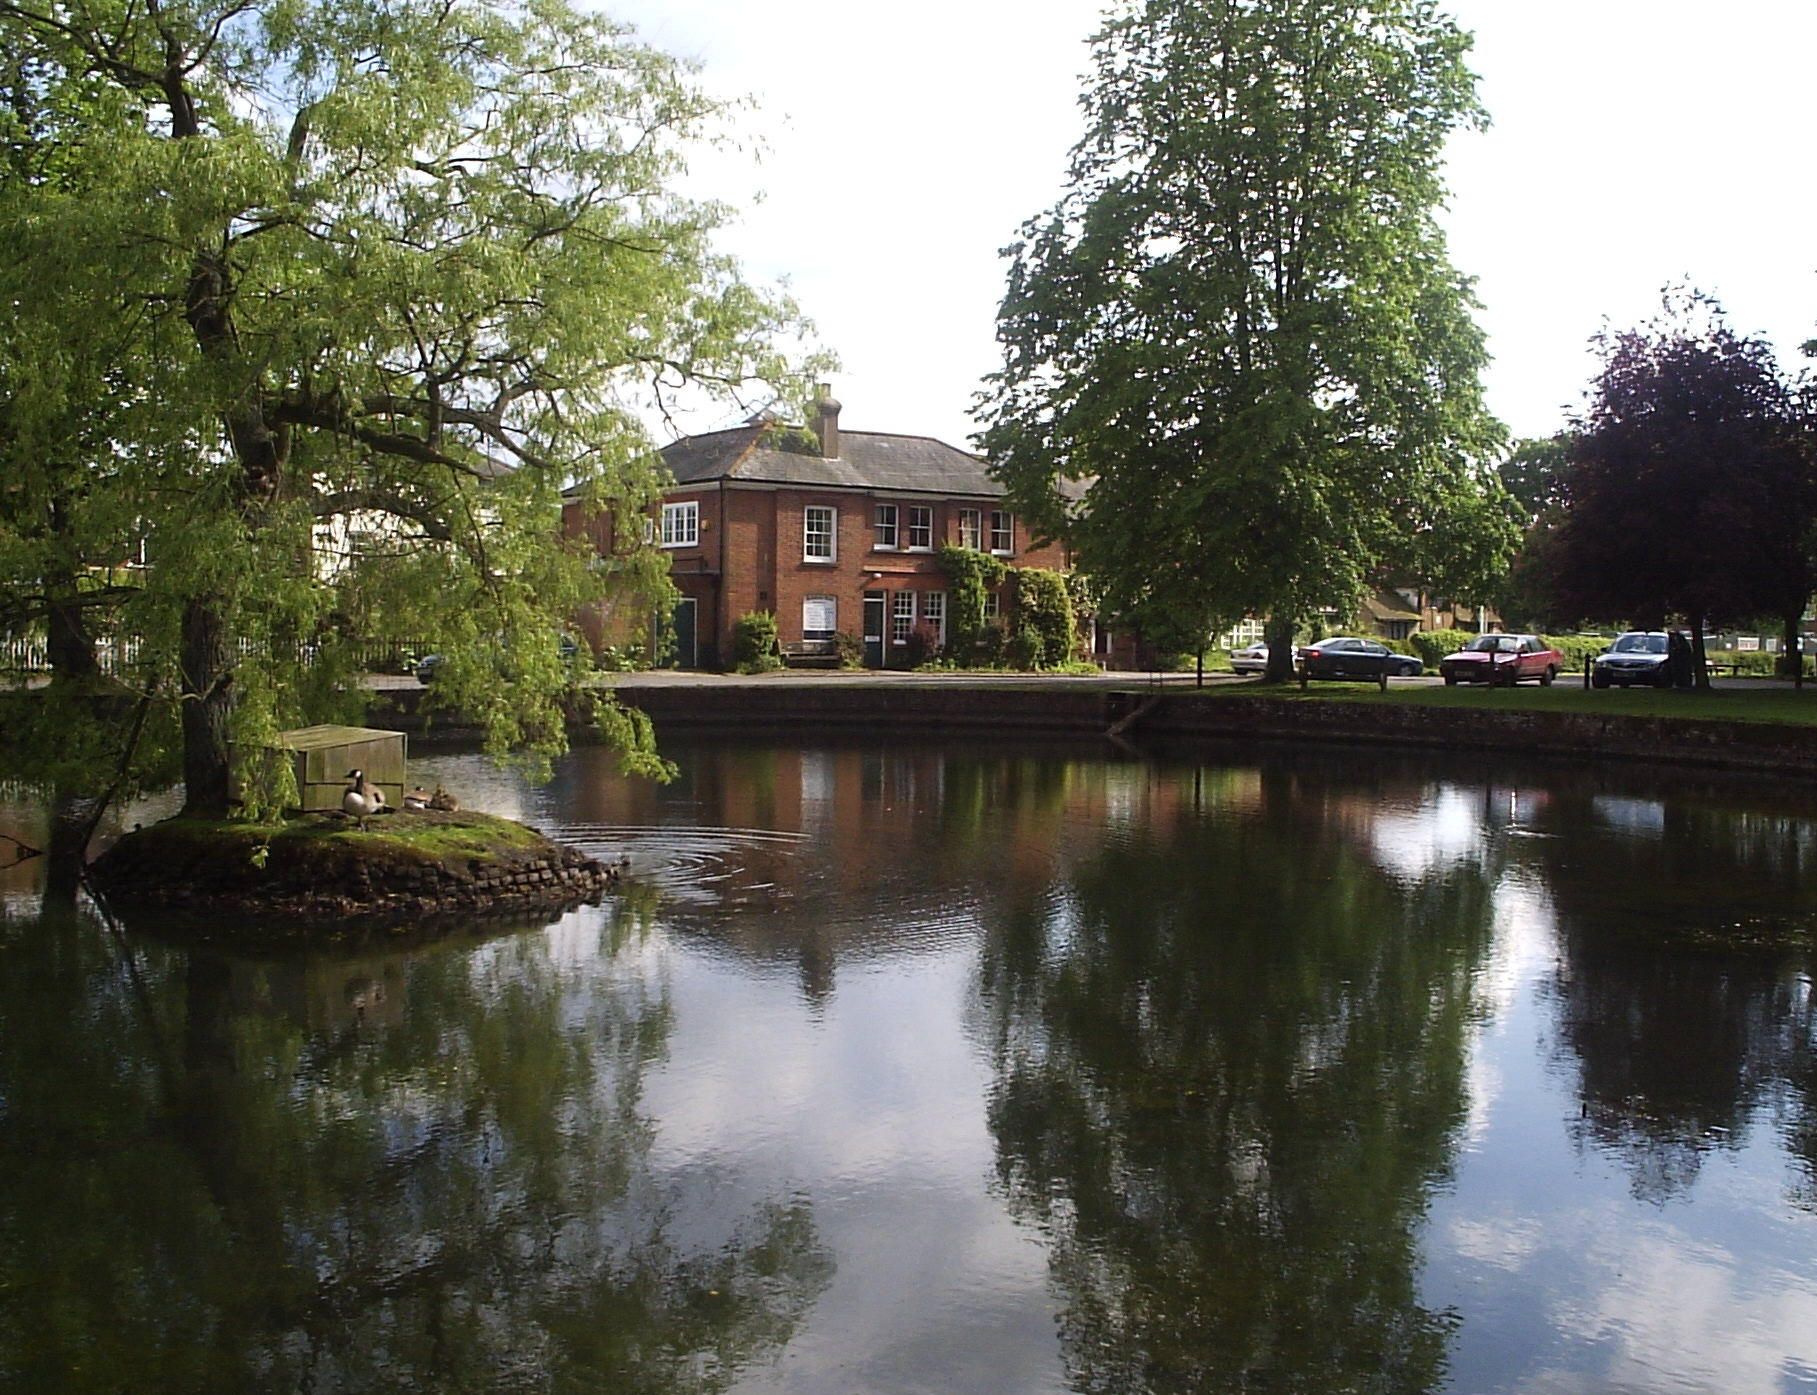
(90, 808), (616, 938)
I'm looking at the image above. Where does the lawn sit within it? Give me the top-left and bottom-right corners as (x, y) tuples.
(1196, 679), (1817, 727)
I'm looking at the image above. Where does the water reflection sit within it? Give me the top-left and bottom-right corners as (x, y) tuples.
(970, 761), (1499, 1392)
(0, 900), (831, 1392)
(2, 741), (1816, 1393)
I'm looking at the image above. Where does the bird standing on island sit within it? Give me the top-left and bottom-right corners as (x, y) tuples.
(342, 768), (386, 830)
(403, 787), (431, 811)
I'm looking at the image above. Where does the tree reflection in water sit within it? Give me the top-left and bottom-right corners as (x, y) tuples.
(1523, 785), (1817, 1208)
(0, 899), (831, 1393)
(973, 767), (1499, 1393)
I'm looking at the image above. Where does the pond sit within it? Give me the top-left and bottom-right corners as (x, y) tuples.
(2, 736), (1815, 1393)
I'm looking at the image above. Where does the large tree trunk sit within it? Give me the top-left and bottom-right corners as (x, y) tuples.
(180, 597), (235, 817)
(1688, 613), (1711, 690)
(1261, 615), (1298, 684)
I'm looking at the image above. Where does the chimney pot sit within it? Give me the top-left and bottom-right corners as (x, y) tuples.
(814, 383), (842, 459)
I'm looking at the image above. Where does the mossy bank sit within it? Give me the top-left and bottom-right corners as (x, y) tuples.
(90, 809), (615, 939)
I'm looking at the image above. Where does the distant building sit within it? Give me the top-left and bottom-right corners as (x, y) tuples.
(563, 388), (1072, 669)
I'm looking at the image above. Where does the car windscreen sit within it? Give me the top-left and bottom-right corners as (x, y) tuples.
(1611, 634), (1667, 655)
(1465, 636), (1518, 653)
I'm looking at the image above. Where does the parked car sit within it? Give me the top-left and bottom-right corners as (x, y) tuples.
(1591, 631), (1674, 689)
(1230, 642), (1269, 674)
(1296, 637), (1423, 688)
(1438, 633), (1563, 687)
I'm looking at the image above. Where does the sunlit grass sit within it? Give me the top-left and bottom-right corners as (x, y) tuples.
(1196, 678), (1817, 726)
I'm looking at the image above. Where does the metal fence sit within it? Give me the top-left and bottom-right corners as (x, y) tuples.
(2, 633), (425, 676)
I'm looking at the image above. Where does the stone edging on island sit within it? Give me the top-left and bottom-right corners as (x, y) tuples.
(89, 810), (616, 936)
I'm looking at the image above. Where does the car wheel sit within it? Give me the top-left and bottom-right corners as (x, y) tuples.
(1443, 672), (1456, 687)
(1541, 666), (1556, 686)
(1592, 672), (1610, 690)
(1654, 666), (1672, 689)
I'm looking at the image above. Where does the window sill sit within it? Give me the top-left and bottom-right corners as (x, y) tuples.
(802, 556), (837, 565)
(905, 546), (934, 554)
(661, 541), (697, 550)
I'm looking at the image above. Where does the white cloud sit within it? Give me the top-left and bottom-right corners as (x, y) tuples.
(603, 0), (1817, 451)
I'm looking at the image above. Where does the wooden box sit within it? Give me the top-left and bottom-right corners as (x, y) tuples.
(272, 725), (407, 814)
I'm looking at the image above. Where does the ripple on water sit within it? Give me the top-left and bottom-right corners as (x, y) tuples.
(552, 822), (817, 911)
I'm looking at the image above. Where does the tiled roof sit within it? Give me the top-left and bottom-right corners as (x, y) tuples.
(1363, 589), (1421, 623)
(662, 425), (1007, 498)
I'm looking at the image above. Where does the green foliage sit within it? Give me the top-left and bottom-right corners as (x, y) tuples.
(591, 698), (678, 784)
(761, 424), (824, 457)
(1500, 434), (1577, 519)
(1013, 568), (1077, 669)
(979, 0), (1505, 659)
(731, 611), (782, 673)
(833, 631), (864, 669)
(936, 545), (1009, 663)
(1407, 629), (1478, 669)
(0, 0), (819, 811)
(1543, 634), (1613, 671)
(1007, 626), (1046, 670)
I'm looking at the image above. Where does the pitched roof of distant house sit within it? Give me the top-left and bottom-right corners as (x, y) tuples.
(1363, 589), (1422, 624)
(660, 422), (1009, 498)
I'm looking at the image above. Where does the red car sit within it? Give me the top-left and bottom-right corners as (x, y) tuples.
(1438, 634), (1562, 686)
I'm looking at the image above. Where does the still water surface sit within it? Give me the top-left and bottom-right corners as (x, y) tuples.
(2, 737), (1816, 1393)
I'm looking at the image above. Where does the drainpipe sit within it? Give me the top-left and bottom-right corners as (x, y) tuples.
(718, 478), (727, 670)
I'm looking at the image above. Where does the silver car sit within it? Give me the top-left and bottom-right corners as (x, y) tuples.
(1230, 642), (1269, 674)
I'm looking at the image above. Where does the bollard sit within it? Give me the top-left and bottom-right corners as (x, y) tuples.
(1582, 654), (1591, 690)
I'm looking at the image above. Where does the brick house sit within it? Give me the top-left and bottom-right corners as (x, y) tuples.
(564, 388), (1071, 669)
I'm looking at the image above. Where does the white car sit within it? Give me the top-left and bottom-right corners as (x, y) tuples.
(1230, 642), (1268, 674)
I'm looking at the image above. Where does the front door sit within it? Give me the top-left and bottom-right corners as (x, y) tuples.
(669, 597), (697, 669)
(863, 592), (885, 669)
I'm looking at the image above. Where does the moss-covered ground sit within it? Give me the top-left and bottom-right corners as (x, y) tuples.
(142, 809), (548, 870)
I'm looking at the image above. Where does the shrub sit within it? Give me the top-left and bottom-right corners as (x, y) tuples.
(731, 610), (782, 674)
(1014, 568), (1076, 666)
(833, 630), (864, 669)
(904, 622), (942, 668)
(1542, 634), (1613, 672)
(1409, 628), (1474, 670)
(936, 545), (1010, 663)
(1007, 625), (1046, 670)
(973, 622), (1008, 666)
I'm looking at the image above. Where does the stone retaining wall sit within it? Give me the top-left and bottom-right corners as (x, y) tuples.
(596, 685), (1817, 778)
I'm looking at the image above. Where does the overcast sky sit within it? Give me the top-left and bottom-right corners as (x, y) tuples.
(607, 0), (1817, 453)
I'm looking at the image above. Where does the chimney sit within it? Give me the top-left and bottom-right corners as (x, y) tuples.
(813, 383), (842, 459)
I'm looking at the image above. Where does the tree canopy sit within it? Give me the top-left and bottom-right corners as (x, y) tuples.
(1549, 289), (1812, 681)
(978, 0), (1510, 679)
(0, 0), (814, 815)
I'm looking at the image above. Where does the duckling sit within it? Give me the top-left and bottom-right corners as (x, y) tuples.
(402, 787), (432, 811)
(427, 785), (460, 813)
(342, 768), (386, 830)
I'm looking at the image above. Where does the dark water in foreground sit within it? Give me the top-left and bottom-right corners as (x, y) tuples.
(3, 738), (1816, 1394)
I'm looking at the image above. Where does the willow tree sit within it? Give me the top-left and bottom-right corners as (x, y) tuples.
(980, 0), (1509, 681)
(0, 0), (812, 815)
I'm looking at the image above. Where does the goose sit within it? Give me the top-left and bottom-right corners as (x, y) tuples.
(342, 768), (387, 829)
(427, 785), (460, 813)
(402, 787), (431, 811)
